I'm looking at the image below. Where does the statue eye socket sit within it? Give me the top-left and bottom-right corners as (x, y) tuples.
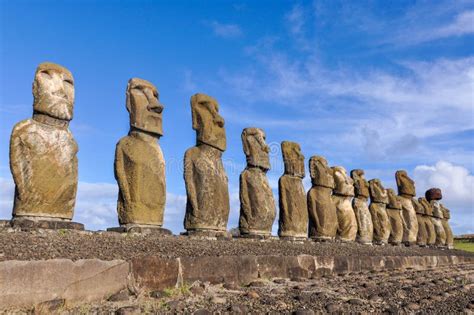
(64, 79), (73, 85)
(39, 70), (51, 78)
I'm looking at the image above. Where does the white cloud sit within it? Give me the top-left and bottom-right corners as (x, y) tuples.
(414, 161), (474, 234)
(208, 21), (243, 39)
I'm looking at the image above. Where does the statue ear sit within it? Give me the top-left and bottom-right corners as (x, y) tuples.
(190, 95), (199, 130)
(309, 158), (317, 179)
(241, 129), (250, 156)
(125, 80), (132, 113)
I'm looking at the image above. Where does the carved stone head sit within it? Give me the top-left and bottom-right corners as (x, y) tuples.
(430, 200), (444, 219)
(412, 198), (424, 215)
(241, 127), (270, 171)
(309, 156), (334, 188)
(419, 197), (433, 216)
(191, 93), (226, 151)
(332, 166), (355, 197)
(369, 179), (388, 204)
(33, 62), (74, 121)
(350, 169), (369, 198)
(425, 188), (442, 201)
(281, 141), (304, 178)
(126, 78), (163, 136)
(440, 204), (450, 220)
(386, 188), (402, 209)
(395, 170), (416, 197)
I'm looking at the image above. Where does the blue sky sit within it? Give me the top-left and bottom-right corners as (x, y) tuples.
(1, 0), (473, 234)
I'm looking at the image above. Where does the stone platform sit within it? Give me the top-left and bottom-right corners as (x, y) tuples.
(1, 254), (473, 310)
(107, 225), (172, 235)
(7, 218), (84, 231)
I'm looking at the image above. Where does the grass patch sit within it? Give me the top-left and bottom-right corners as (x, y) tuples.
(454, 240), (474, 252)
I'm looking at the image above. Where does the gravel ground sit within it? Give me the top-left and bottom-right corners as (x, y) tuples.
(0, 229), (472, 261)
(23, 263), (474, 314)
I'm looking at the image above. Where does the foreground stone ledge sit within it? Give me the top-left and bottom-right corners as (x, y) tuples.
(1, 255), (473, 310)
(0, 259), (129, 309)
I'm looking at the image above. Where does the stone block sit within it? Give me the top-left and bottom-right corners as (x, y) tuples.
(130, 256), (180, 291)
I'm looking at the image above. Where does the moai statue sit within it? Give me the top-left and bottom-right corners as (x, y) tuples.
(395, 170), (418, 246)
(386, 188), (403, 245)
(239, 128), (276, 238)
(183, 93), (230, 237)
(9, 62), (82, 230)
(331, 166), (357, 242)
(350, 169), (373, 244)
(419, 197), (436, 246)
(426, 189), (446, 247)
(368, 179), (390, 245)
(412, 198), (427, 246)
(278, 141), (307, 240)
(110, 78), (170, 234)
(307, 156), (337, 241)
(440, 204), (454, 249)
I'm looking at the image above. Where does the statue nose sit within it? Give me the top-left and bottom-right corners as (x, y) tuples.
(148, 101), (163, 114)
(215, 116), (225, 127)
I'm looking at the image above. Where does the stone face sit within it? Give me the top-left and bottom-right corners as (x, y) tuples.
(332, 167), (357, 242)
(368, 179), (390, 244)
(350, 169), (373, 244)
(413, 198), (427, 246)
(441, 204), (454, 249)
(114, 78), (166, 226)
(184, 94), (229, 232)
(351, 169), (369, 199)
(430, 200), (446, 246)
(10, 62), (78, 220)
(278, 141), (307, 239)
(307, 156), (337, 240)
(395, 170), (416, 197)
(395, 170), (418, 245)
(239, 128), (275, 236)
(386, 188), (403, 245)
(425, 188), (442, 201)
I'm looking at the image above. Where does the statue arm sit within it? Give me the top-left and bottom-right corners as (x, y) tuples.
(239, 172), (251, 219)
(9, 126), (27, 197)
(184, 151), (199, 214)
(114, 143), (131, 204)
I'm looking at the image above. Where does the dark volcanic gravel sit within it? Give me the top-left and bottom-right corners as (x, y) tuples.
(0, 230), (472, 261)
(53, 264), (474, 314)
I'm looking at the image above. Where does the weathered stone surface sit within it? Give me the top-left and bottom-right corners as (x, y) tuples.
(412, 198), (427, 246)
(368, 179), (390, 244)
(10, 62), (78, 220)
(115, 78), (166, 226)
(350, 169), (373, 244)
(257, 255), (316, 279)
(130, 256), (180, 291)
(395, 170), (416, 197)
(107, 225), (172, 235)
(239, 128), (275, 237)
(430, 201), (447, 246)
(180, 256), (258, 285)
(351, 169), (369, 199)
(0, 259), (128, 309)
(441, 204), (454, 249)
(425, 188), (442, 201)
(184, 93), (229, 232)
(399, 195), (418, 245)
(278, 141), (307, 239)
(307, 156), (337, 240)
(11, 217), (84, 231)
(419, 197), (436, 246)
(331, 167), (357, 242)
(386, 188), (403, 245)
